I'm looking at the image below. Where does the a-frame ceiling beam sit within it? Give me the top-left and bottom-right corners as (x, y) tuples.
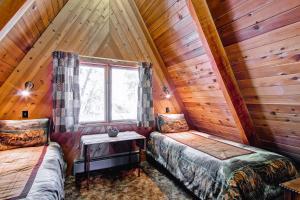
(0, 0), (34, 42)
(187, 0), (256, 145)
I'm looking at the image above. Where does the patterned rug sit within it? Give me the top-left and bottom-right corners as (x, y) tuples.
(65, 161), (196, 200)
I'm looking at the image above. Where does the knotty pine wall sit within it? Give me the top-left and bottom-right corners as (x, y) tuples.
(135, 0), (242, 143)
(0, 0), (182, 120)
(2, 0), (299, 163)
(0, 0), (68, 86)
(207, 0), (300, 162)
(0, 0), (185, 174)
(0, 0), (25, 30)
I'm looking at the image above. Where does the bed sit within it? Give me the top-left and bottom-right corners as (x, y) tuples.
(148, 114), (298, 200)
(0, 119), (66, 200)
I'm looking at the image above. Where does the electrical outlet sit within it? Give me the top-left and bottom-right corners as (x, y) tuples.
(166, 107), (170, 113)
(22, 111), (28, 118)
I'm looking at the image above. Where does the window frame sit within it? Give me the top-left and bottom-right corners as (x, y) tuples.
(79, 61), (139, 125)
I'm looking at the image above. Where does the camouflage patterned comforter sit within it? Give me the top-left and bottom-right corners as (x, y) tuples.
(147, 131), (298, 200)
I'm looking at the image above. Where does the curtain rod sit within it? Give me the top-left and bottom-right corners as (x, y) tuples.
(79, 55), (140, 67)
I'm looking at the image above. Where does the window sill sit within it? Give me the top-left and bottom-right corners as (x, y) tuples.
(79, 121), (137, 127)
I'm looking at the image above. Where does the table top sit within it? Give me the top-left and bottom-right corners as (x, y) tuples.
(280, 177), (300, 194)
(81, 131), (146, 145)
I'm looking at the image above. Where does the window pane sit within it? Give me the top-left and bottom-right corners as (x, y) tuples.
(79, 65), (105, 123)
(111, 68), (139, 121)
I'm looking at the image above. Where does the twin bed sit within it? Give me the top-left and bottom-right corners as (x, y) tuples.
(0, 119), (65, 200)
(148, 114), (299, 200)
(0, 116), (298, 200)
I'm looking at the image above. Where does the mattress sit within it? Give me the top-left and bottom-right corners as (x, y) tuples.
(147, 130), (298, 200)
(0, 142), (66, 200)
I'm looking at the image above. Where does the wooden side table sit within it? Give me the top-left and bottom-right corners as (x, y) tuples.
(81, 131), (146, 190)
(280, 178), (300, 200)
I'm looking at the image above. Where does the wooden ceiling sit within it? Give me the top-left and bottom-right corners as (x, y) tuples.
(206, 0), (300, 161)
(0, 0), (182, 120)
(135, 0), (244, 143)
(187, 0), (256, 145)
(0, 0), (25, 30)
(135, 0), (300, 162)
(0, 0), (68, 86)
(0, 0), (299, 162)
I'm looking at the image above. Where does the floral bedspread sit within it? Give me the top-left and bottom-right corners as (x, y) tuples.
(147, 131), (298, 200)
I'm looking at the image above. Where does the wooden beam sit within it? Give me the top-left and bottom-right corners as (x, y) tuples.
(187, 0), (256, 145)
(0, 0), (34, 42)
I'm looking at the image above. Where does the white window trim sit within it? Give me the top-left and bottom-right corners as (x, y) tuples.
(79, 62), (138, 125)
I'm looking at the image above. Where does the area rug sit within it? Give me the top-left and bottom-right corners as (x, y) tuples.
(65, 162), (195, 200)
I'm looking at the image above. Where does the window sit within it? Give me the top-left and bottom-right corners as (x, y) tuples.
(79, 63), (139, 124)
(79, 65), (105, 123)
(111, 68), (139, 121)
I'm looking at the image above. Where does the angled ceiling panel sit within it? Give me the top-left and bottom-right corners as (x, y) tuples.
(0, 0), (26, 30)
(207, 0), (300, 161)
(135, 0), (242, 142)
(0, 0), (183, 119)
(0, 0), (69, 86)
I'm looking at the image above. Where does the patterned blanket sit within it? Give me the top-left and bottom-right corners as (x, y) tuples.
(148, 131), (298, 200)
(0, 142), (65, 200)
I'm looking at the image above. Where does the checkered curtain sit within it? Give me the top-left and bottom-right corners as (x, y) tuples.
(52, 51), (80, 133)
(137, 62), (154, 127)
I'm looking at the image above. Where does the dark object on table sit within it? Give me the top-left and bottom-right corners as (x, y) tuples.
(107, 126), (119, 137)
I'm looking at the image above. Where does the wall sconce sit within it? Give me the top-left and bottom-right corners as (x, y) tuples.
(19, 81), (34, 97)
(163, 86), (171, 99)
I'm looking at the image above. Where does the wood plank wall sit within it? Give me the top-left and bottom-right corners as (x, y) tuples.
(0, 0), (182, 120)
(135, 0), (242, 142)
(207, 0), (300, 162)
(0, 0), (26, 30)
(0, 0), (184, 173)
(2, 0), (298, 162)
(0, 0), (68, 86)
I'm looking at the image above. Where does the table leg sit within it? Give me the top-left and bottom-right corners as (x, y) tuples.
(84, 145), (90, 190)
(75, 173), (80, 188)
(138, 146), (141, 177)
(128, 141), (132, 168)
(88, 146), (91, 189)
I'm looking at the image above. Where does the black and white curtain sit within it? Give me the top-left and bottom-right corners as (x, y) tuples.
(137, 62), (154, 127)
(52, 51), (80, 133)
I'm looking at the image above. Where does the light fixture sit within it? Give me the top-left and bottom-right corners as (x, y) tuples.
(20, 90), (30, 97)
(19, 81), (34, 97)
(163, 86), (171, 99)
